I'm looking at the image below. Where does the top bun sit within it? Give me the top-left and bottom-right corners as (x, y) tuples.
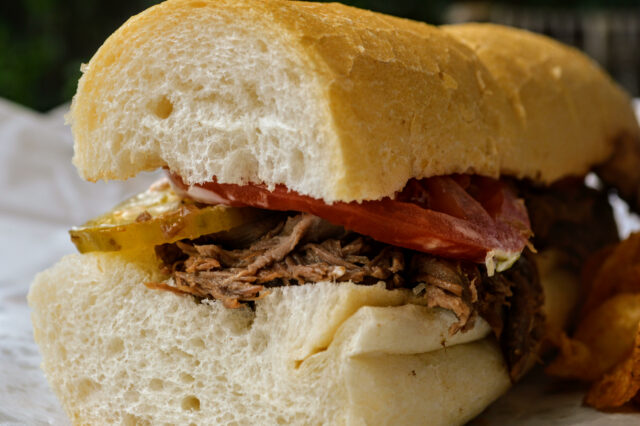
(69, 0), (639, 203)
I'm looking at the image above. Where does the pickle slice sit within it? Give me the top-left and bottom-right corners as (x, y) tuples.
(70, 179), (267, 253)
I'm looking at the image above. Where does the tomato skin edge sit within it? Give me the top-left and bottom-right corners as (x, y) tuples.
(169, 173), (531, 266)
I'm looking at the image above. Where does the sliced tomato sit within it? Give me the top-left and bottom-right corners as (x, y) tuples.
(169, 173), (531, 270)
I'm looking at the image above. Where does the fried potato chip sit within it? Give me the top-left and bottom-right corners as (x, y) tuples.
(585, 323), (640, 409)
(574, 294), (640, 376)
(546, 232), (640, 409)
(581, 233), (640, 315)
(546, 293), (640, 381)
(579, 245), (615, 301)
(545, 328), (598, 381)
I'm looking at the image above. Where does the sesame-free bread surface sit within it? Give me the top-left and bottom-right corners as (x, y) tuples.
(28, 250), (510, 425)
(69, 0), (639, 203)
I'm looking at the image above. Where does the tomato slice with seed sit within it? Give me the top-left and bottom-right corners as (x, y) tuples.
(169, 173), (531, 270)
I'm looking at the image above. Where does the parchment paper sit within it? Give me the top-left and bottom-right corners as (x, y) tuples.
(0, 97), (638, 425)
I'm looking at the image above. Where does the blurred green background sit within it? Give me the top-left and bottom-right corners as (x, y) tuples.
(1, 0), (639, 112)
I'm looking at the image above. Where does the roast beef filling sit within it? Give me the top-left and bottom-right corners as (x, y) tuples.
(151, 180), (618, 380)
(522, 179), (620, 268)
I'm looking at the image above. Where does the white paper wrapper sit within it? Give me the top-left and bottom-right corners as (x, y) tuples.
(0, 99), (160, 425)
(0, 97), (639, 425)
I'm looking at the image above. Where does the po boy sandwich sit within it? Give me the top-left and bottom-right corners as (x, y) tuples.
(29, 0), (640, 424)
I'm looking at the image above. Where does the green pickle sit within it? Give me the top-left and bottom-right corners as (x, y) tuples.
(70, 179), (266, 253)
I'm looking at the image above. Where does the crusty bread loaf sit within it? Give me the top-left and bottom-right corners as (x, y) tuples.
(39, 0), (623, 423)
(29, 250), (511, 425)
(69, 0), (639, 203)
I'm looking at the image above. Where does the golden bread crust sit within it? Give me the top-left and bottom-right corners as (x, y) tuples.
(70, 0), (639, 202)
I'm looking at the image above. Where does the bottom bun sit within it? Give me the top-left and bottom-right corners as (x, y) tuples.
(29, 250), (519, 425)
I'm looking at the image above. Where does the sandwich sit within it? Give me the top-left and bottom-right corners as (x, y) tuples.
(28, 0), (640, 424)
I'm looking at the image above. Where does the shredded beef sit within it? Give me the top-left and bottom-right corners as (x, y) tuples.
(410, 255), (479, 334)
(155, 214), (407, 308)
(522, 179), (619, 268)
(410, 252), (543, 380)
(492, 253), (545, 381)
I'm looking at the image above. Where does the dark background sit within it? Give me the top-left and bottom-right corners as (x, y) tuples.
(1, 0), (639, 112)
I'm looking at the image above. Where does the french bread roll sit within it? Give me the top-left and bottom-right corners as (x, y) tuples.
(29, 251), (510, 425)
(69, 0), (639, 203)
(29, 248), (578, 425)
(32, 0), (638, 424)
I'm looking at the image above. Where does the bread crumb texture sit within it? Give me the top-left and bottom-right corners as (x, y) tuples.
(29, 251), (510, 425)
(70, 0), (638, 202)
